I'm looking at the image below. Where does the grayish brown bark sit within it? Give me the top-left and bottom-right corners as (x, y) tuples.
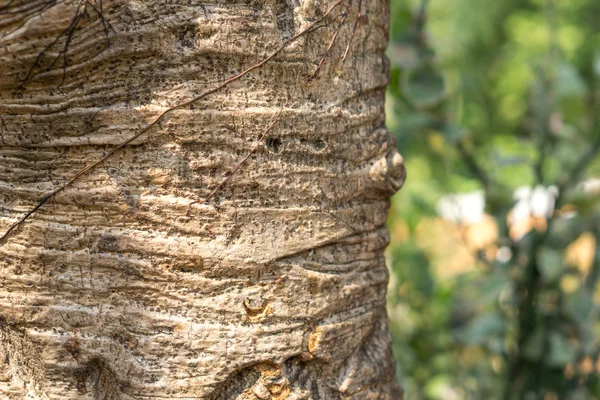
(0, 0), (405, 398)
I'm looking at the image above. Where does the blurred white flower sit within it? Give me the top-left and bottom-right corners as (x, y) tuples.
(508, 185), (559, 240)
(436, 190), (485, 224)
(579, 178), (600, 195)
(511, 185), (558, 221)
(496, 246), (512, 263)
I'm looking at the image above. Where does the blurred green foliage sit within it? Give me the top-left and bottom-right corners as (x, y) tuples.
(386, 0), (600, 398)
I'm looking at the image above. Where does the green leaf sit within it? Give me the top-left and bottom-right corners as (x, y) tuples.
(594, 51), (600, 78)
(563, 289), (594, 324)
(424, 375), (454, 399)
(554, 63), (587, 100)
(402, 65), (446, 107)
(388, 42), (421, 69)
(547, 333), (577, 368)
(537, 247), (563, 283)
(458, 314), (504, 345)
(443, 124), (468, 144)
(523, 328), (545, 361)
(393, 112), (436, 135)
(478, 275), (510, 304)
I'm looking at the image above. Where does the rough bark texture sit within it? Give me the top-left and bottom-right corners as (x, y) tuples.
(0, 0), (405, 398)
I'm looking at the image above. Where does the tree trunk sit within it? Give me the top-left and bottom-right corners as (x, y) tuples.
(0, 0), (405, 398)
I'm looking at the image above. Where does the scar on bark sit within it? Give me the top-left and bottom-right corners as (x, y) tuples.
(208, 361), (286, 400)
(11, 0), (116, 91)
(0, 0), (350, 243)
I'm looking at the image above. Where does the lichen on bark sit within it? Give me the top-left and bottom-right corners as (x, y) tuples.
(0, 0), (405, 398)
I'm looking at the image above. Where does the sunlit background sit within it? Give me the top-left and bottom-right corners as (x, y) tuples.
(385, 0), (600, 398)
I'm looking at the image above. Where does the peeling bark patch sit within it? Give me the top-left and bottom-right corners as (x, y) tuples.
(208, 361), (295, 399)
(243, 292), (272, 320)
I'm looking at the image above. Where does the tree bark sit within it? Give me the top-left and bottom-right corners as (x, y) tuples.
(0, 0), (405, 398)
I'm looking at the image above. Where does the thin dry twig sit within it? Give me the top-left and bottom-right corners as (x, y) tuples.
(1, 0), (66, 40)
(9, 0), (116, 90)
(308, 0), (352, 82)
(87, 0), (116, 35)
(0, 0), (57, 15)
(0, 0), (19, 12)
(193, 112), (282, 205)
(339, 0), (362, 71)
(0, 0), (346, 242)
(14, 0), (113, 90)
